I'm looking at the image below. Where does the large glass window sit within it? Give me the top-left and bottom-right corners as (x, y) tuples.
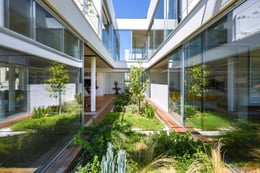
(5, 0), (33, 37)
(167, 0), (178, 19)
(250, 51), (260, 105)
(112, 30), (120, 60)
(165, 0), (178, 35)
(4, 1), (81, 59)
(148, 0), (179, 59)
(205, 16), (228, 50)
(185, 34), (202, 59)
(102, 23), (111, 53)
(154, 0), (164, 19)
(0, 52), (82, 171)
(36, 4), (63, 51)
(118, 30), (131, 61)
(168, 9), (260, 128)
(0, 57), (28, 118)
(169, 48), (183, 123)
(64, 29), (80, 58)
(117, 30), (148, 61)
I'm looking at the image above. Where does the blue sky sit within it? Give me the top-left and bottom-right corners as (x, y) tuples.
(112, 0), (150, 18)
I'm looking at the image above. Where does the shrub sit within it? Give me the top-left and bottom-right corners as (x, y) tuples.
(141, 102), (155, 119)
(116, 92), (130, 104)
(184, 105), (198, 118)
(152, 131), (208, 158)
(75, 155), (101, 173)
(62, 100), (81, 114)
(114, 97), (127, 112)
(114, 99), (126, 106)
(220, 121), (260, 161)
(114, 105), (123, 112)
(32, 106), (51, 118)
(124, 104), (138, 114)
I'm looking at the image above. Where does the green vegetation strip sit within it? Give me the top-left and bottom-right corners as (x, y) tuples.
(122, 113), (165, 130)
(11, 113), (79, 131)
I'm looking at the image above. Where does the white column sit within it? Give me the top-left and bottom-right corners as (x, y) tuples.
(91, 57), (96, 112)
(227, 58), (235, 111)
(0, 0), (4, 26)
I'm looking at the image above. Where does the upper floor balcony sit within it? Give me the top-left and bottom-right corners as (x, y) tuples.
(74, 0), (101, 37)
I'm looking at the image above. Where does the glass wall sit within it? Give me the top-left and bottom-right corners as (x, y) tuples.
(117, 30), (147, 61)
(36, 4), (63, 52)
(102, 22), (111, 54)
(64, 29), (80, 58)
(168, 5), (260, 126)
(101, 13), (120, 61)
(112, 30), (120, 60)
(118, 30), (131, 61)
(168, 48), (183, 123)
(4, 0), (82, 59)
(148, 0), (179, 59)
(0, 47), (82, 171)
(165, 0), (179, 35)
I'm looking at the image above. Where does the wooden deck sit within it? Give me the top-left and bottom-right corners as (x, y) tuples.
(84, 94), (116, 124)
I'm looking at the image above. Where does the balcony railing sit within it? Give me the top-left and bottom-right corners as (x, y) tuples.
(74, 0), (100, 36)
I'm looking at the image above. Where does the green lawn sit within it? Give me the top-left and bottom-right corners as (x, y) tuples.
(11, 113), (79, 131)
(186, 111), (233, 130)
(121, 113), (165, 130)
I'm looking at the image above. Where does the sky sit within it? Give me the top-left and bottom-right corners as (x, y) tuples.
(112, 0), (151, 18)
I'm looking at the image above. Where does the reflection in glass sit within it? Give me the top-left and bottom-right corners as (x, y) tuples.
(169, 49), (183, 123)
(0, 65), (27, 118)
(205, 16), (228, 50)
(64, 29), (80, 58)
(36, 3), (63, 51)
(5, 0), (33, 37)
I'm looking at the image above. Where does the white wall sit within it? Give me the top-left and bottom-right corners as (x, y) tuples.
(96, 72), (105, 96)
(105, 72), (125, 95)
(150, 83), (168, 112)
(29, 83), (76, 112)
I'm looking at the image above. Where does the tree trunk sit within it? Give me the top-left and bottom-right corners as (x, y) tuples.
(59, 91), (62, 114)
(138, 97), (141, 115)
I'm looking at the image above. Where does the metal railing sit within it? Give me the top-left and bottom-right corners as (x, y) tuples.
(74, 0), (100, 36)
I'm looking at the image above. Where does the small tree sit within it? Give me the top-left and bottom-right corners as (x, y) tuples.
(186, 62), (209, 129)
(128, 63), (149, 115)
(188, 64), (209, 98)
(46, 61), (69, 114)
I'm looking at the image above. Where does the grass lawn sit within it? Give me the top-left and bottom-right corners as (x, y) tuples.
(186, 111), (234, 130)
(121, 113), (165, 130)
(11, 113), (79, 131)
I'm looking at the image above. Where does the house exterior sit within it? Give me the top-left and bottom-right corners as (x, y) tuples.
(0, 0), (259, 171)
